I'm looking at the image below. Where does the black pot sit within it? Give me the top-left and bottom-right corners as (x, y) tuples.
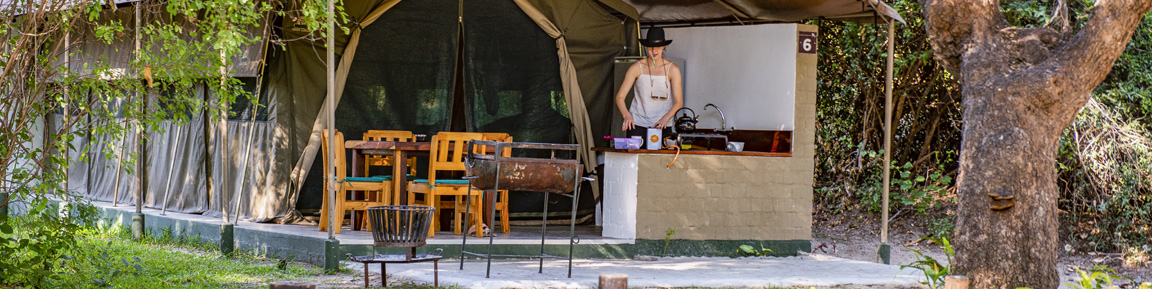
(675, 107), (698, 133)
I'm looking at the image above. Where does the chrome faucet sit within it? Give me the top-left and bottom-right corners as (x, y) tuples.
(703, 103), (730, 132)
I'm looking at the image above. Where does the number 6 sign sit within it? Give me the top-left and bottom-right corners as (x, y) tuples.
(798, 31), (818, 54)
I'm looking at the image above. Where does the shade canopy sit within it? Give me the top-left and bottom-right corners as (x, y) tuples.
(622, 0), (904, 25)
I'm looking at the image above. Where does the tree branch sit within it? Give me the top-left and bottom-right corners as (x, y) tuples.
(1027, 0), (1152, 120)
(1039, 0), (1152, 108)
(919, 0), (1003, 77)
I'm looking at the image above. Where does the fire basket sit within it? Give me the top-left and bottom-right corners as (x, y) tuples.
(348, 205), (442, 288)
(460, 140), (591, 278)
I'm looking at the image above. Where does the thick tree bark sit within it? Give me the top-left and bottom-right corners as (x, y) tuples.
(918, 0), (1152, 288)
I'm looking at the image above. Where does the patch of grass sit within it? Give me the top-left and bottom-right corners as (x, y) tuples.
(49, 221), (325, 288)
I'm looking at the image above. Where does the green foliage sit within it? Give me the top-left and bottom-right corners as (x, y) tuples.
(662, 228), (677, 257)
(0, 0), (345, 287)
(0, 202), (99, 287)
(1095, 13), (1152, 124)
(999, 0), (1095, 29)
(860, 161), (954, 216)
(1063, 265), (1151, 289)
(811, 0), (961, 220)
(729, 244), (774, 258)
(48, 221), (324, 288)
(810, 0), (1152, 258)
(900, 237), (954, 289)
(928, 214), (955, 240)
(1058, 99), (1152, 252)
(994, 0), (1152, 255)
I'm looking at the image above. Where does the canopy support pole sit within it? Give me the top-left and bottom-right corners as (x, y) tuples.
(879, 18), (895, 265)
(135, 2), (145, 216)
(325, 0), (337, 241)
(218, 48), (231, 224)
(231, 24), (271, 225)
(160, 126), (181, 215)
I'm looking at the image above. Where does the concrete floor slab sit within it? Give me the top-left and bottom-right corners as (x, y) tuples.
(346, 255), (927, 288)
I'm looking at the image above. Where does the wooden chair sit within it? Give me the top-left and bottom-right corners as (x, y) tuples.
(318, 129), (390, 234)
(478, 133), (513, 234)
(407, 132), (486, 238)
(362, 130), (416, 205)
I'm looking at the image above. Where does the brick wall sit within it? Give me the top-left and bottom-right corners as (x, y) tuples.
(633, 153), (812, 240)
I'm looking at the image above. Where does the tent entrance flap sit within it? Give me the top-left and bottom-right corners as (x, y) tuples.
(296, 0), (460, 212)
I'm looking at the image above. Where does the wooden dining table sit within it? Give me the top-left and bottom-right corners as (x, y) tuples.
(344, 140), (431, 208)
(343, 139), (498, 233)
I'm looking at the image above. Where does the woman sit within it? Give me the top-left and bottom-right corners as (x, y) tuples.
(615, 27), (683, 148)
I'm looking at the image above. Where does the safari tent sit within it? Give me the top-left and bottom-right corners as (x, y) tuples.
(56, 0), (902, 224)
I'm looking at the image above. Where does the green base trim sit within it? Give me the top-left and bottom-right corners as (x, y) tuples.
(131, 213), (146, 240)
(220, 224), (235, 256)
(878, 242), (891, 264)
(324, 239), (341, 273)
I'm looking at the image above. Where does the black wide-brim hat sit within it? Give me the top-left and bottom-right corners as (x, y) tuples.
(640, 27), (672, 47)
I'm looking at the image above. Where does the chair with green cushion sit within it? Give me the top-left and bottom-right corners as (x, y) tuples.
(407, 132), (486, 238)
(362, 130), (417, 205)
(318, 130), (390, 234)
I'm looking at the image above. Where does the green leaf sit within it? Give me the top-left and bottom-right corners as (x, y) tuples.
(739, 245), (755, 254)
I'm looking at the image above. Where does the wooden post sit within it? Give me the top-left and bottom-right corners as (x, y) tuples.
(945, 275), (970, 289)
(599, 273), (627, 289)
(268, 281), (316, 289)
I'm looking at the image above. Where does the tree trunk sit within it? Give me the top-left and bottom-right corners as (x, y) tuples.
(952, 77), (1063, 288)
(919, 1), (1152, 288)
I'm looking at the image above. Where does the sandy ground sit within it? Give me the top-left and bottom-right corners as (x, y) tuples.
(813, 214), (1152, 288)
(281, 212), (1150, 288)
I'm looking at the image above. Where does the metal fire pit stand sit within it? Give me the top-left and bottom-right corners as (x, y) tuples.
(348, 205), (442, 288)
(460, 140), (591, 278)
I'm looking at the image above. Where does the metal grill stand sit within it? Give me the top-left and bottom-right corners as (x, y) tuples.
(348, 205), (442, 288)
(460, 140), (590, 278)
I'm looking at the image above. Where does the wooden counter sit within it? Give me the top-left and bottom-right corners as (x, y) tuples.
(592, 147), (791, 157)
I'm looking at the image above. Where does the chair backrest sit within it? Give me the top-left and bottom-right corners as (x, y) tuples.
(479, 132), (513, 157)
(363, 130), (415, 168)
(364, 130), (414, 142)
(479, 132), (511, 142)
(427, 132), (485, 183)
(320, 129), (348, 182)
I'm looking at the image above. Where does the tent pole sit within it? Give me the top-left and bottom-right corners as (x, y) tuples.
(326, 0), (337, 241)
(218, 59), (232, 223)
(112, 118), (126, 206)
(63, 31), (70, 200)
(202, 86), (212, 213)
(135, 3), (145, 215)
(137, 95), (147, 214)
(879, 19), (895, 264)
(160, 126), (181, 215)
(231, 21), (272, 225)
(230, 85), (261, 225)
(230, 115), (255, 224)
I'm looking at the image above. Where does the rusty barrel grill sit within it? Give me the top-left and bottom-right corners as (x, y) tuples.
(461, 140), (590, 278)
(348, 205), (442, 288)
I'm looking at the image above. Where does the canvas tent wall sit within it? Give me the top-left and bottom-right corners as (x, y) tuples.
(289, 0), (636, 216)
(65, 0), (900, 222)
(59, 2), (280, 220)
